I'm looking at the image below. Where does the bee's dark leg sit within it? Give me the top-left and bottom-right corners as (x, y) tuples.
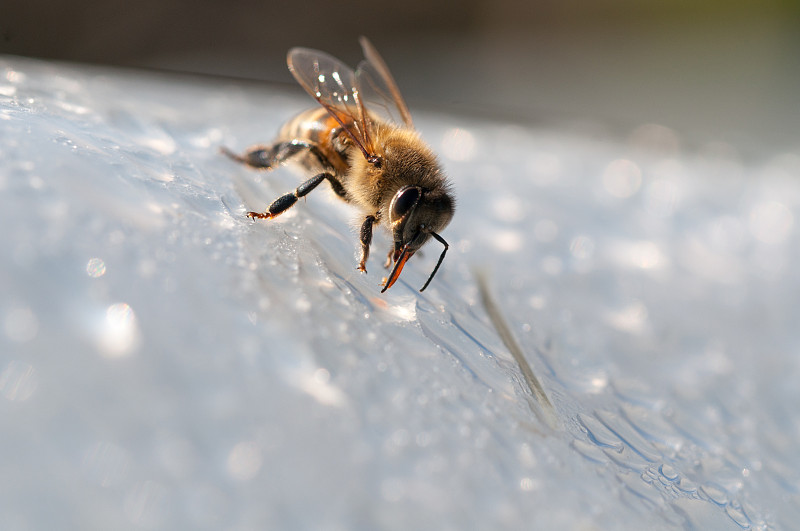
(358, 215), (378, 272)
(221, 141), (328, 170)
(246, 172), (332, 220)
(326, 177), (348, 200)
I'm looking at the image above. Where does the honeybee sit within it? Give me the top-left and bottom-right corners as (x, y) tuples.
(224, 37), (454, 292)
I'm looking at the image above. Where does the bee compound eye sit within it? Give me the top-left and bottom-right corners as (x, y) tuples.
(391, 186), (421, 221)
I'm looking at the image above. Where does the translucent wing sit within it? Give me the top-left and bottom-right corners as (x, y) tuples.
(287, 47), (377, 162)
(356, 36), (414, 129)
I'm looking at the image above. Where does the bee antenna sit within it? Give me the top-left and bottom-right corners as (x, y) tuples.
(419, 231), (449, 292)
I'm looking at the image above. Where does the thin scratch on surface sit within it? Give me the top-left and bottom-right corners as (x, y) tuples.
(476, 270), (560, 431)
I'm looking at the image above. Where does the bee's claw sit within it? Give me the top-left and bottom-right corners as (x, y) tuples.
(246, 211), (273, 220)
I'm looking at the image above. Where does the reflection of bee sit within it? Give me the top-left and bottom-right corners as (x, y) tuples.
(224, 37), (454, 293)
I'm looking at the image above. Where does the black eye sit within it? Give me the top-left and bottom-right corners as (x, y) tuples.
(390, 187), (421, 221)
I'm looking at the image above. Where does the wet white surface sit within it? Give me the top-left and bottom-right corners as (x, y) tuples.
(1, 56), (799, 530)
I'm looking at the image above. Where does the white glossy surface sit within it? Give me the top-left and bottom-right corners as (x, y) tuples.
(1, 56), (798, 530)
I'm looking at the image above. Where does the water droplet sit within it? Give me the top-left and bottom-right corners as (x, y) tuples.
(659, 464), (679, 481)
(609, 240), (666, 270)
(96, 303), (140, 357)
(603, 159), (642, 198)
(699, 483), (729, 505)
(540, 256), (563, 275)
(492, 230), (523, 252)
(227, 441), (262, 481)
(491, 195), (525, 222)
(86, 257), (106, 278)
(606, 301), (649, 334)
(0, 361), (38, 401)
(725, 501), (752, 528)
(570, 235), (595, 260)
(749, 200), (793, 244)
(571, 439), (609, 464)
(577, 413), (623, 450)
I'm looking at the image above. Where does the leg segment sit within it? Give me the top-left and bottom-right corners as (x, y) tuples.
(358, 215), (378, 272)
(246, 172), (330, 220)
(225, 140), (350, 204)
(222, 141), (327, 170)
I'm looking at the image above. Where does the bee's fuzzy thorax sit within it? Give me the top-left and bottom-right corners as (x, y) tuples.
(345, 125), (446, 218)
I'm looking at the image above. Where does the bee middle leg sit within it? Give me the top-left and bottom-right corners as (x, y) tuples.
(246, 172), (334, 220)
(358, 214), (378, 272)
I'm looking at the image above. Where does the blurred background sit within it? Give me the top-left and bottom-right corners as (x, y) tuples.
(2, 3), (800, 529)
(2, 0), (799, 153)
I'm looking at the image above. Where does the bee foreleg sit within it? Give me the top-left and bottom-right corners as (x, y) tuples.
(358, 215), (378, 272)
(246, 172), (331, 220)
(222, 141), (322, 170)
(383, 249), (394, 269)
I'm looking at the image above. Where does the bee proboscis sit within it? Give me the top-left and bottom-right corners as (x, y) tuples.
(224, 37), (454, 293)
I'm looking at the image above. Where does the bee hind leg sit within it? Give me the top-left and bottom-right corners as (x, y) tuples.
(221, 141), (318, 170)
(246, 172), (332, 220)
(358, 215), (378, 272)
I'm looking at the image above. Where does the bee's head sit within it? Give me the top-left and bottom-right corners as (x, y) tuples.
(382, 185), (454, 292)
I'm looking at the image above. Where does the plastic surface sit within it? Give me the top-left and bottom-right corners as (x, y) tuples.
(1, 56), (799, 529)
